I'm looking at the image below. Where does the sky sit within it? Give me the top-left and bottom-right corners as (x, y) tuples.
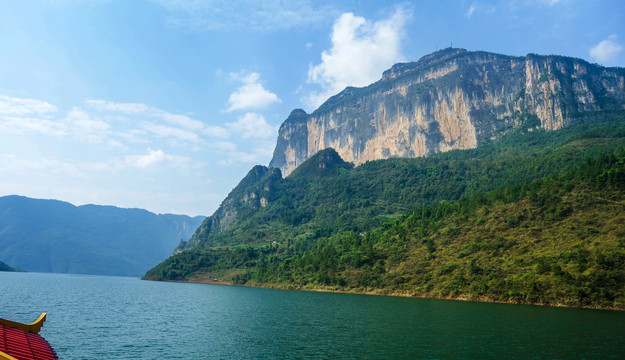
(0, 0), (623, 217)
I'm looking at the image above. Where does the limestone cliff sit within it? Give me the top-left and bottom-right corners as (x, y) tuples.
(270, 48), (625, 176)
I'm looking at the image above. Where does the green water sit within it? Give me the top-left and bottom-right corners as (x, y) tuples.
(1, 272), (623, 359)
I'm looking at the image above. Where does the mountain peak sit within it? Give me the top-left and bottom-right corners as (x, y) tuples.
(289, 109), (308, 117)
(289, 148), (353, 179)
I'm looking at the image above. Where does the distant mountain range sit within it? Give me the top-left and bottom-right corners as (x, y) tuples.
(0, 195), (204, 276)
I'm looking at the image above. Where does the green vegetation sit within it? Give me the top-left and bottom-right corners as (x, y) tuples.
(145, 111), (625, 309)
(185, 110), (625, 249)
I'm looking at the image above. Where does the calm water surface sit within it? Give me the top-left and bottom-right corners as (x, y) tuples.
(1, 272), (624, 359)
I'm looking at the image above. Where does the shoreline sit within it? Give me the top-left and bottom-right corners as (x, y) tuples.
(145, 277), (625, 312)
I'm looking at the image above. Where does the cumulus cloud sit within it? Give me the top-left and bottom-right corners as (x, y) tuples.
(151, 0), (336, 31)
(305, 7), (411, 109)
(124, 148), (189, 169)
(590, 34), (623, 63)
(226, 112), (275, 139)
(226, 72), (280, 112)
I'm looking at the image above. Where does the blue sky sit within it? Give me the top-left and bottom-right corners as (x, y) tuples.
(0, 0), (623, 217)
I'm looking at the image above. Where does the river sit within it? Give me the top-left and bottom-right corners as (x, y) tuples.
(1, 272), (623, 359)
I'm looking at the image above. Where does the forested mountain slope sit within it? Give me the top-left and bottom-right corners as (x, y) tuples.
(181, 111), (624, 251)
(145, 112), (625, 309)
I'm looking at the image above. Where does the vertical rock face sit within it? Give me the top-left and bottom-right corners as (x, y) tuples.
(270, 48), (625, 176)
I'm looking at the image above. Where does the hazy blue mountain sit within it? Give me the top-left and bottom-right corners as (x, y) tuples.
(0, 195), (204, 276)
(0, 259), (16, 272)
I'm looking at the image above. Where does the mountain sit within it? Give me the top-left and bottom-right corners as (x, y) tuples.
(0, 260), (17, 272)
(147, 111), (625, 310)
(147, 136), (625, 308)
(0, 196), (204, 276)
(270, 48), (625, 176)
(146, 49), (625, 309)
(181, 49), (625, 253)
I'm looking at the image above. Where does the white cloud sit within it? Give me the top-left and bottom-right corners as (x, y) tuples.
(305, 7), (411, 109)
(466, 4), (477, 17)
(0, 95), (57, 115)
(124, 148), (189, 169)
(158, 112), (204, 130)
(65, 107), (110, 132)
(590, 34), (623, 63)
(151, 0), (336, 31)
(227, 112), (275, 139)
(203, 125), (231, 138)
(0, 116), (67, 136)
(61, 107), (115, 145)
(226, 72), (280, 112)
(0, 102), (112, 142)
(87, 99), (206, 131)
(140, 122), (200, 142)
(87, 98), (231, 143)
(1, 96), (231, 148)
(86, 99), (150, 114)
(0, 154), (87, 178)
(117, 129), (149, 144)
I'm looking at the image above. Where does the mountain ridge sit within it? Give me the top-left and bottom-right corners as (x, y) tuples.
(146, 115), (625, 309)
(147, 49), (625, 309)
(0, 195), (205, 276)
(270, 48), (625, 177)
(178, 110), (624, 251)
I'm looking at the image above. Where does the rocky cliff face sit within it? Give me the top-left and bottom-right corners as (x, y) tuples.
(270, 48), (625, 176)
